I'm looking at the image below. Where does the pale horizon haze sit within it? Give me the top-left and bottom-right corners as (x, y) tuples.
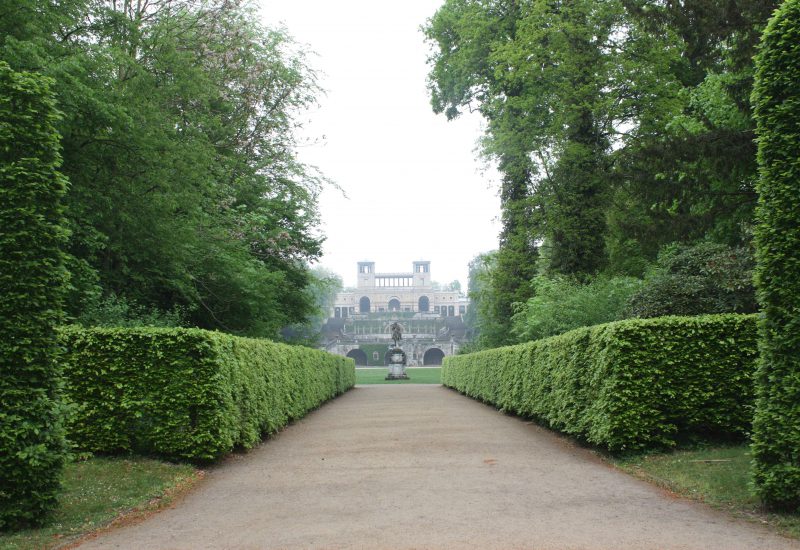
(259, 0), (502, 289)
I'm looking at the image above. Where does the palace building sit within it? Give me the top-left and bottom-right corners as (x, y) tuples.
(321, 261), (471, 366)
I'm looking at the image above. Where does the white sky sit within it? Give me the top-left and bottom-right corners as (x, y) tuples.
(260, 0), (501, 289)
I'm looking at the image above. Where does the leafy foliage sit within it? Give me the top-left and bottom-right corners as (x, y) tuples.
(462, 251), (517, 349)
(605, 0), (775, 264)
(426, 0), (777, 298)
(751, 0), (800, 512)
(511, 275), (641, 342)
(75, 294), (188, 329)
(425, 3), (540, 339)
(0, 0), (326, 337)
(60, 327), (355, 462)
(443, 314), (758, 453)
(0, 62), (68, 530)
(283, 266), (343, 346)
(625, 242), (757, 318)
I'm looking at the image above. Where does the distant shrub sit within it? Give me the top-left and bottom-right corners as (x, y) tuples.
(625, 242), (757, 318)
(0, 63), (68, 530)
(75, 293), (187, 328)
(511, 275), (641, 342)
(444, 314), (757, 453)
(60, 327), (355, 462)
(751, 0), (800, 511)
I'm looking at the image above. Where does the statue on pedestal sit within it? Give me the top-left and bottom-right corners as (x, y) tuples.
(386, 322), (408, 380)
(390, 321), (402, 347)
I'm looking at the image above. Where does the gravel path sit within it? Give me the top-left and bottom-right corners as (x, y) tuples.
(78, 385), (799, 549)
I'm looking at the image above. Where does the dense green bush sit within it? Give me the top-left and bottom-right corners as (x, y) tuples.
(0, 63), (68, 530)
(59, 327), (354, 462)
(625, 242), (757, 319)
(75, 293), (188, 328)
(511, 275), (642, 342)
(443, 314), (757, 453)
(751, 0), (800, 511)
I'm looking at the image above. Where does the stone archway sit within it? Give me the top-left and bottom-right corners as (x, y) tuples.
(423, 347), (445, 366)
(388, 298), (401, 311)
(359, 296), (371, 313)
(346, 349), (368, 366)
(418, 295), (430, 312)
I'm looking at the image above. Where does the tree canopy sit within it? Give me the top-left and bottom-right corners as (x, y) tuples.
(426, 0), (777, 349)
(0, 0), (326, 337)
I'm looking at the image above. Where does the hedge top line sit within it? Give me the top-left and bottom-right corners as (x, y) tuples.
(445, 313), (758, 359)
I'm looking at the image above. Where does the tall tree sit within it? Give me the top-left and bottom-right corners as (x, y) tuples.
(426, 0), (631, 277)
(606, 0), (779, 274)
(490, 0), (625, 276)
(0, 0), (326, 337)
(425, 1), (539, 344)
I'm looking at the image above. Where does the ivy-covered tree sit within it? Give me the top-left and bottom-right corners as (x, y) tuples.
(0, 62), (68, 529)
(750, 0), (800, 511)
(425, 1), (539, 344)
(426, 0), (630, 280)
(426, 0), (779, 292)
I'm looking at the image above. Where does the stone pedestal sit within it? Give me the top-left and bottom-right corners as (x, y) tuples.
(385, 347), (409, 380)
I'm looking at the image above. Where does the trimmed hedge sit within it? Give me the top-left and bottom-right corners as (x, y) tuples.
(442, 314), (757, 453)
(59, 327), (354, 462)
(751, 0), (800, 511)
(0, 63), (68, 530)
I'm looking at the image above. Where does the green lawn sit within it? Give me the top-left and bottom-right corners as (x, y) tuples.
(0, 457), (200, 550)
(355, 367), (441, 384)
(614, 445), (800, 539)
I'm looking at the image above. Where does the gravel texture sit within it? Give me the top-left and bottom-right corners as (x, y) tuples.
(77, 384), (800, 549)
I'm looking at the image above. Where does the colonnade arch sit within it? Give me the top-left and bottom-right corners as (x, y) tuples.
(423, 347), (445, 366)
(346, 349), (368, 366)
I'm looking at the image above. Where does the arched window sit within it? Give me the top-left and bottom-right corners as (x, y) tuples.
(359, 296), (370, 313)
(448, 305), (455, 317)
(388, 298), (401, 311)
(418, 296), (430, 312)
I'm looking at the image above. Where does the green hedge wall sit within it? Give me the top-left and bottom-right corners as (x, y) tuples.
(442, 314), (758, 453)
(751, 0), (800, 511)
(358, 344), (389, 366)
(59, 327), (355, 462)
(0, 63), (68, 530)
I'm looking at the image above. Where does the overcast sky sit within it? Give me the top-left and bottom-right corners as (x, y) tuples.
(260, 0), (501, 289)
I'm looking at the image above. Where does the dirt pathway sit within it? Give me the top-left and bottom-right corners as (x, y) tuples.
(78, 385), (799, 549)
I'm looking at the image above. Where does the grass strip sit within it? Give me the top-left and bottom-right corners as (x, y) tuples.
(355, 367), (441, 384)
(0, 457), (200, 550)
(613, 445), (800, 539)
